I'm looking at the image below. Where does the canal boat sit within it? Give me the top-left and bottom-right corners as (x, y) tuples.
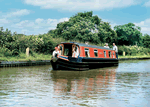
(51, 42), (118, 70)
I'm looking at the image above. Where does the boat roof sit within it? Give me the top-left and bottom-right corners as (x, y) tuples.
(61, 42), (114, 50)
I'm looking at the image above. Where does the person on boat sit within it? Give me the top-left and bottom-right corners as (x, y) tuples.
(52, 47), (59, 57)
(76, 46), (79, 57)
(58, 45), (62, 55)
(104, 43), (110, 48)
(72, 46), (79, 58)
(113, 43), (118, 59)
(85, 41), (89, 45)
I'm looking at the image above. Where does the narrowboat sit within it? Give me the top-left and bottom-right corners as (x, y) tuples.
(51, 42), (118, 70)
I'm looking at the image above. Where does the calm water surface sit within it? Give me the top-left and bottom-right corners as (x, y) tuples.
(0, 60), (150, 107)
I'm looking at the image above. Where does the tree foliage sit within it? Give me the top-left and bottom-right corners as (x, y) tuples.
(0, 11), (149, 58)
(143, 34), (150, 48)
(53, 11), (117, 44)
(114, 23), (142, 45)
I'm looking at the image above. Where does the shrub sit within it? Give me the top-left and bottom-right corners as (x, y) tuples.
(19, 53), (26, 58)
(12, 49), (19, 56)
(0, 47), (12, 57)
(118, 46), (124, 55)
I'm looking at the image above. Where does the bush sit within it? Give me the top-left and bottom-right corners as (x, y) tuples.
(117, 45), (150, 56)
(19, 53), (26, 58)
(0, 47), (12, 57)
(118, 46), (124, 55)
(130, 48), (137, 56)
(0, 53), (4, 57)
(142, 48), (149, 55)
(12, 49), (19, 56)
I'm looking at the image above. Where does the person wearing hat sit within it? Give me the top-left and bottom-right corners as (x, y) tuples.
(104, 43), (109, 48)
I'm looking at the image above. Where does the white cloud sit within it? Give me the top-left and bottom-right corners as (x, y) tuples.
(134, 18), (150, 35)
(35, 18), (44, 23)
(0, 18), (9, 24)
(10, 17), (69, 35)
(59, 17), (69, 22)
(15, 20), (29, 28)
(24, 0), (139, 11)
(47, 19), (57, 24)
(3, 9), (31, 18)
(144, 0), (150, 7)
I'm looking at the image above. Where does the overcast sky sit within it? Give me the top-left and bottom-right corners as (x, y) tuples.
(0, 0), (150, 35)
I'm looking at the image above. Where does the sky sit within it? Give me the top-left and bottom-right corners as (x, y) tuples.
(0, 0), (150, 35)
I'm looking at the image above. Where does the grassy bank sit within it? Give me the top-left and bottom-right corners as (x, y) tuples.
(0, 53), (52, 61)
(1, 54), (150, 62)
(118, 55), (150, 59)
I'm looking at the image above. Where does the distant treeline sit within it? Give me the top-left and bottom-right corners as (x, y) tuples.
(0, 11), (150, 57)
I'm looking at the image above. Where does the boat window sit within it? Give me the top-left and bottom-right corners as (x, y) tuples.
(63, 44), (72, 56)
(94, 49), (98, 57)
(64, 48), (69, 56)
(85, 48), (90, 57)
(113, 52), (114, 55)
(104, 51), (106, 57)
(109, 51), (111, 58)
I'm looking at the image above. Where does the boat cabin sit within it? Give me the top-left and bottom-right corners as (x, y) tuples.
(57, 42), (117, 59)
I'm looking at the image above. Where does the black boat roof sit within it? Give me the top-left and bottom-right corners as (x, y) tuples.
(61, 42), (114, 50)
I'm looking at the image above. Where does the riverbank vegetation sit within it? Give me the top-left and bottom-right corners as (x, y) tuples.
(0, 53), (52, 61)
(0, 11), (150, 61)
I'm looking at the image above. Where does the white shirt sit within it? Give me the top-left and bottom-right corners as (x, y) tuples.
(72, 51), (76, 57)
(113, 45), (118, 52)
(104, 46), (110, 48)
(72, 51), (79, 58)
(76, 47), (79, 57)
(72, 48), (79, 58)
(52, 50), (59, 57)
(58, 51), (61, 55)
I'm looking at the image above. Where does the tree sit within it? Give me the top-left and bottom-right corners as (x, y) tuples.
(54, 11), (117, 44)
(143, 34), (150, 48)
(114, 23), (142, 45)
(47, 30), (56, 37)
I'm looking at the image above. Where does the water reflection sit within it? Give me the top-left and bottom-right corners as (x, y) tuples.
(51, 67), (117, 99)
(0, 60), (150, 107)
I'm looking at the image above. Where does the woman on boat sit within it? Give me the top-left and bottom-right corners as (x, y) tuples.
(58, 45), (62, 55)
(72, 46), (79, 58)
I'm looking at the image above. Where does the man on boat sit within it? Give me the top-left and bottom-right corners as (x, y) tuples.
(113, 43), (118, 59)
(53, 47), (59, 57)
(104, 43), (109, 48)
(85, 41), (89, 45)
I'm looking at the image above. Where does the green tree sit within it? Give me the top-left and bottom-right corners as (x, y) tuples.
(114, 23), (142, 45)
(54, 11), (117, 45)
(143, 34), (150, 48)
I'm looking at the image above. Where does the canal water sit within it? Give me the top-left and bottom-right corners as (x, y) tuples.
(0, 60), (150, 107)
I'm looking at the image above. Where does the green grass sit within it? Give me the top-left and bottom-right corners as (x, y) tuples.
(118, 55), (150, 58)
(1, 52), (150, 62)
(0, 53), (52, 61)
